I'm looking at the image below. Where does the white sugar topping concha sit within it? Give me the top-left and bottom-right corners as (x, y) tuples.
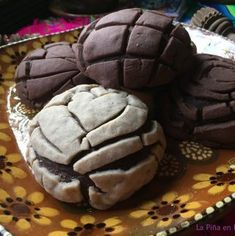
(27, 84), (166, 209)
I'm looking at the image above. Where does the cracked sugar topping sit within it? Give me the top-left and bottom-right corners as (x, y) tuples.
(27, 84), (166, 209)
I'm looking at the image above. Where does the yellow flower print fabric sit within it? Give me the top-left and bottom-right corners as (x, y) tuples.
(49, 215), (124, 236)
(129, 191), (203, 228)
(193, 164), (235, 194)
(0, 123), (11, 142)
(0, 186), (59, 231)
(32, 35), (61, 49)
(0, 145), (27, 183)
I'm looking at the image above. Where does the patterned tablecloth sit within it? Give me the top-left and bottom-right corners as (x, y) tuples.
(0, 2), (235, 235)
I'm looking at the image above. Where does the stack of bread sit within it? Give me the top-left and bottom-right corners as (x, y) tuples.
(14, 8), (235, 210)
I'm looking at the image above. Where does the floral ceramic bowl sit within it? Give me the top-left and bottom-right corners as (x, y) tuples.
(0, 25), (235, 236)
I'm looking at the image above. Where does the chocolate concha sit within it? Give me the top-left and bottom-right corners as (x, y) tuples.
(14, 42), (93, 108)
(27, 84), (166, 210)
(74, 8), (194, 89)
(161, 53), (235, 148)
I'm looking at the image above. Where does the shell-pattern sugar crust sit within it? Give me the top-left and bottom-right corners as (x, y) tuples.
(75, 8), (194, 89)
(27, 84), (166, 210)
(161, 53), (235, 148)
(14, 42), (93, 109)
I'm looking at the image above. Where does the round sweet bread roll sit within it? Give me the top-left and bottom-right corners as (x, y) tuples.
(161, 53), (235, 148)
(27, 84), (166, 210)
(74, 8), (194, 89)
(14, 42), (93, 108)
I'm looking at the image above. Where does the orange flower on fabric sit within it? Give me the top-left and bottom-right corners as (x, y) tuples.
(0, 186), (59, 230)
(192, 164), (235, 194)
